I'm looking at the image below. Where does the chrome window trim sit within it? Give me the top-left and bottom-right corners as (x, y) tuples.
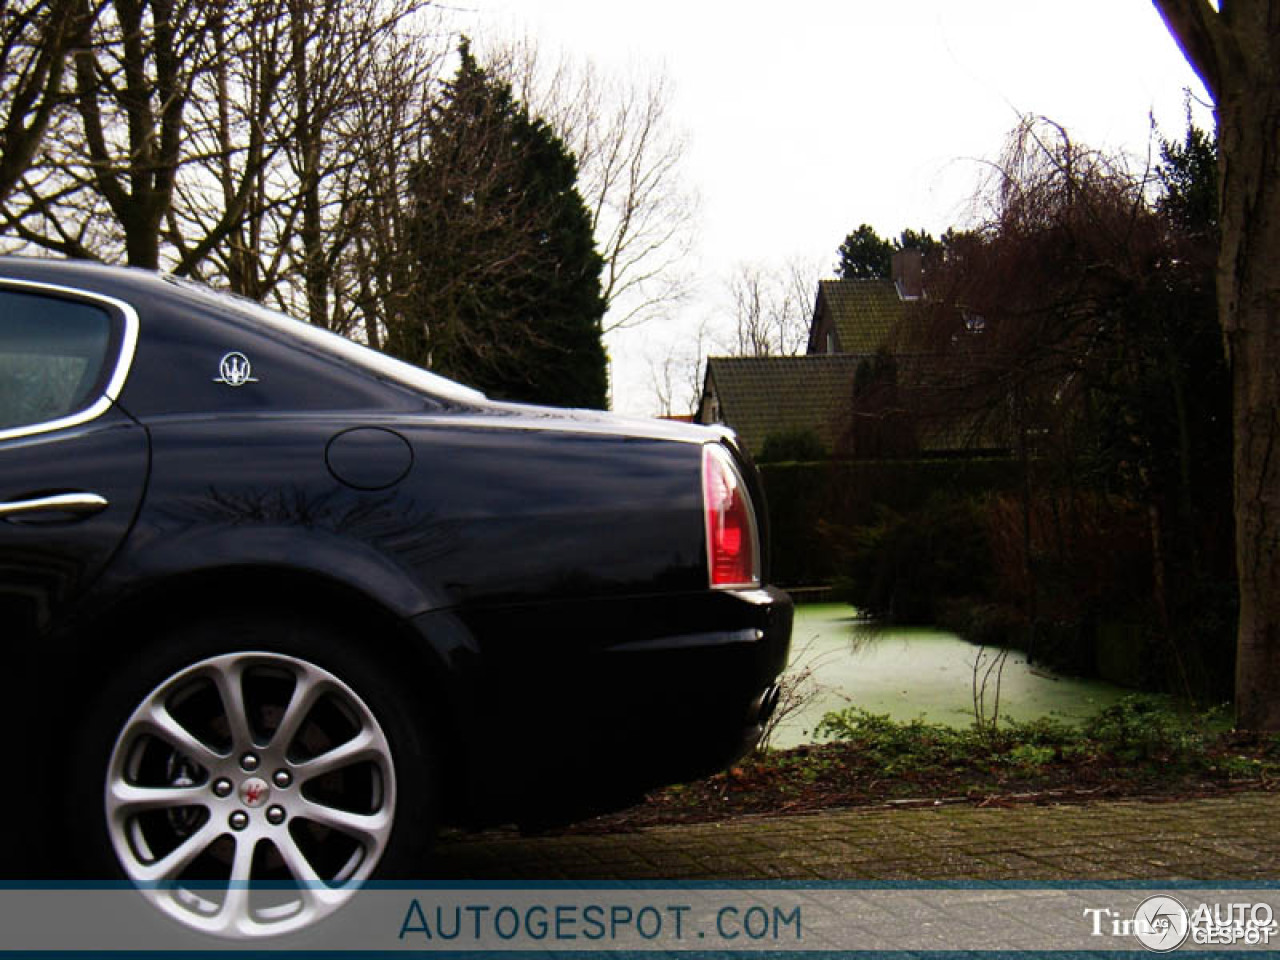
(0, 278), (140, 443)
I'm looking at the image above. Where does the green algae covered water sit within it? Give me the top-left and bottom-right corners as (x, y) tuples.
(769, 603), (1133, 748)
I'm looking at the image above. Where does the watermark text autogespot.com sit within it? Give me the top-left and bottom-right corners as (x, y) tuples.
(397, 898), (802, 946)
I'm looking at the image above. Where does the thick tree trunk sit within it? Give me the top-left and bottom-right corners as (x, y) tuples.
(1153, 0), (1280, 727)
(123, 221), (162, 270)
(1219, 85), (1280, 729)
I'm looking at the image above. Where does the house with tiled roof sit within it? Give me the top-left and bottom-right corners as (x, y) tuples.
(696, 249), (1005, 458)
(697, 252), (925, 458)
(807, 250), (922, 356)
(699, 355), (864, 458)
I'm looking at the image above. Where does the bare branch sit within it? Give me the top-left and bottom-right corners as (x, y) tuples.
(487, 38), (699, 333)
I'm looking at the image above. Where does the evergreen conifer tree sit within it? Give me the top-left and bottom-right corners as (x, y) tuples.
(392, 39), (607, 408)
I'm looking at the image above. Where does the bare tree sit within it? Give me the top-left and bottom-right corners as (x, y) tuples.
(0, 0), (90, 204)
(164, 0), (440, 331)
(324, 4), (442, 343)
(647, 317), (710, 417)
(163, 0), (291, 290)
(487, 38), (699, 333)
(1, 0), (442, 341)
(4, 0), (226, 267)
(723, 257), (818, 358)
(240, 0), (439, 334)
(335, 31), (438, 348)
(646, 257), (816, 418)
(1154, 0), (1280, 728)
(72, 0), (212, 268)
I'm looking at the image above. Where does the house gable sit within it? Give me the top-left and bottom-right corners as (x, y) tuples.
(806, 279), (905, 356)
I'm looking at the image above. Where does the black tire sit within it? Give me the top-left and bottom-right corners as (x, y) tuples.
(65, 612), (436, 939)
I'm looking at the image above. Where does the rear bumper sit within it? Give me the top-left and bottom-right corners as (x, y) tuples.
(419, 586), (793, 828)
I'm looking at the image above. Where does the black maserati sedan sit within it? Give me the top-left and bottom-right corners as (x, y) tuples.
(0, 257), (792, 937)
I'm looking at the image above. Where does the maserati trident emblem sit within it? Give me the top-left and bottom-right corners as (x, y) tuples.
(215, 351), (258, 386)
(239, 777), (270, 807)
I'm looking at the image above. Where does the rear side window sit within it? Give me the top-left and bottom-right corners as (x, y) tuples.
(0, 290), (113, 431)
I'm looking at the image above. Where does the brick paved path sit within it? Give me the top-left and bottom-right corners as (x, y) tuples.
(430, 793), (1280, 882)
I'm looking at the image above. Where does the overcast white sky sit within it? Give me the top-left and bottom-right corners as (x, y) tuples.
(446, 1), (1212, 416)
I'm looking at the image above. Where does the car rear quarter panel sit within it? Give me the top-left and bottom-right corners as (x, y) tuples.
(105, 415), (708, 615)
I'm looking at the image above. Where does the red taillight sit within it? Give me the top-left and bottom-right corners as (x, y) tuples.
(703, 444), (759, 588)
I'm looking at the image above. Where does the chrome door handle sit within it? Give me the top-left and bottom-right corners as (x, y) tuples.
(0, 492), (109, 520)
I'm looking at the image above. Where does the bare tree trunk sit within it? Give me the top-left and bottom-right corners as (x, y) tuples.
(1154, 0), (1280, 728)
(287, 0), (326, 329)
(1219, 85), (1280, 729)
(74, 0), (192, 269)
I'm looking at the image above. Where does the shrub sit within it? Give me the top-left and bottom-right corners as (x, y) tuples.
(816, 708), (1087, 773)
(1082, 694), (1224, 766)
(758, 457), (1021, 589)
(815, 701), (1229, 775)
(758, 429), (828, 464)
(816, 709), (978, 774)
(835, 493), (993, 623)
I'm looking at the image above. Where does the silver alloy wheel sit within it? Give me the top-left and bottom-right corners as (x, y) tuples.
(104, 651), (396, 938)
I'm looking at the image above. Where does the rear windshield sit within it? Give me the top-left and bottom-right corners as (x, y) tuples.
(164, 277), (486, 407)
